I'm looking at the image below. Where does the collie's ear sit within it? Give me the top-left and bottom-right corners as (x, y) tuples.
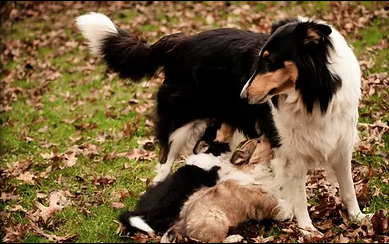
(295, 22), (332, 44)
(271, 17), (299, 34)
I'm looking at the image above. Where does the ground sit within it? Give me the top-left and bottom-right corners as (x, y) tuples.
(0, 1), (388, 243)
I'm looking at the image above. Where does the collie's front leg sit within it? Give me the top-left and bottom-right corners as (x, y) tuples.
(271, 157), (322, 237)
(332, 152), (369, 221)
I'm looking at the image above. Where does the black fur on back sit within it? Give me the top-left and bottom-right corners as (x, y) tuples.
(118, 164), (220, 234)
(98, 25), (281, 161)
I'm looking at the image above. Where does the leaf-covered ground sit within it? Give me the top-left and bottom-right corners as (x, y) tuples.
(1, 1), (388, 243)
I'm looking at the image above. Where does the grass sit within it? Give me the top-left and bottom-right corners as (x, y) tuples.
(1, 1), (388, 243)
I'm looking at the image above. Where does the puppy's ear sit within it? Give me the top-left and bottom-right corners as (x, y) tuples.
(295, 22), (332, 44)
(193, 140), (210, 154)
(230, 150), (250, 165)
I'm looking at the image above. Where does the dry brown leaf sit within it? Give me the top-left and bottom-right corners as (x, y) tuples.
(0, 192), (20, 202)
(372, 209), (389, 235)
(31, 223), (76, 242)
(5, 160), (33, 176)
(1, 223), (28, 243)
(111, 202), (124, 209)
(16, 171), (36, 185)
(335, 233), (349, 243)
(125, 148), (156, 161)
(33, 191), (71, 224)
(40, 152), (54, 159)
(38, 166), (52, 179)
(38, 125), (49, 133)
(92, 175), (117, 186)
(62, 152), (77, 168)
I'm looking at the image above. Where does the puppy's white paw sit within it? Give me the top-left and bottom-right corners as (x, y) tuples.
(160, 229), (176, 243)
(223, 234), (244, 243)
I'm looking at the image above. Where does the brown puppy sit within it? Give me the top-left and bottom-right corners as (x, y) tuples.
(161, 138), (291, 243)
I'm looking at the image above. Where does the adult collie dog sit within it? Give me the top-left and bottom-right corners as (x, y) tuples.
(76, 13), (368, 235)
(240, 16), (369, 234)
(76, 12), (279, 184)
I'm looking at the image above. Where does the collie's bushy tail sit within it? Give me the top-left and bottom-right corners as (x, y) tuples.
(76, 12), (184, 82)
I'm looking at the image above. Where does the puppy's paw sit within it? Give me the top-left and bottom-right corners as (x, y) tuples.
(223, 234), (244, 243)
(160, 229), (176, 243)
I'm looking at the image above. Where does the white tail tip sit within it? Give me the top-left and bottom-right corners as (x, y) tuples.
(76, 12), (118, 55)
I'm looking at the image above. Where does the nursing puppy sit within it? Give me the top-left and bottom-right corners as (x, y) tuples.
(161, 138), (291, 243)
(118, 128), (244, 236)
(118, 154), (221, 236)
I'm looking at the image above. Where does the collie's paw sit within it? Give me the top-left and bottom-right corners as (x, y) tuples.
(151, 169), (170, 185)
(299, 226), (324, 239)
(351, 212), (373, 222)
(223, 234), (244, 243)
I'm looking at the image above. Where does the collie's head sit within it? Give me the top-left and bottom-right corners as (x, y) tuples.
(241, 17), (342, 114)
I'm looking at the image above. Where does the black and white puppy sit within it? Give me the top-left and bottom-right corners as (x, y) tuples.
(118, 157), (220, 236)
(117, 127), (243, 236)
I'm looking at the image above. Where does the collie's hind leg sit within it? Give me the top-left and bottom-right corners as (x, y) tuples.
(152, 120), (209, 184)
(332, 152), (369, 221)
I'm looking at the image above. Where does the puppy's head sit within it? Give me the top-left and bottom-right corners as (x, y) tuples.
(230, 137), (271, 170)
(240, 17), (338, 114)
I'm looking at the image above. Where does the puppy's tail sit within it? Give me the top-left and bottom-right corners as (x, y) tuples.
(118, 210), (154, 235)
(76, 12), (185, 82)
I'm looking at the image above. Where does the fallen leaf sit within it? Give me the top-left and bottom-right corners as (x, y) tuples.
(38, 125), (49, 133)
(0, 192), (20, 202)
(111, 202), (124, 209)
(33, 191), (71, 224)
(62, 152), (77, 168)
(92, 175), (117, 187)
(5, 160), (33, 177)
(16, 171), (36, 185)
(372, 209), (389, 235)
(31, 223), (76, 242)
(1, 223), (28, 243)
(335, 233), (349, 243)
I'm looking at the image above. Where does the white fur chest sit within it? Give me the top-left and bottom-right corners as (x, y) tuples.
(271, 94), (359, 167)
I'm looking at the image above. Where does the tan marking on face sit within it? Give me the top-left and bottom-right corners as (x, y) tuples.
(246, 61), (298, 102)
(214, 123), (236, 143)
(262, 50), (269, 58)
